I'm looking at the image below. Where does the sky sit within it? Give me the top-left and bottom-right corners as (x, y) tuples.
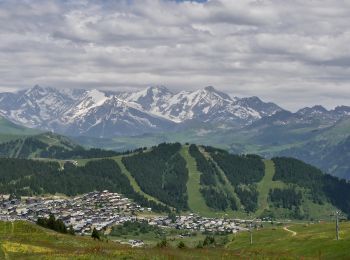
(0, 0), (350, 111)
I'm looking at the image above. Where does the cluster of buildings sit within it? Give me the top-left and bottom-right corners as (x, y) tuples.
(0, 190), (246, 238)
(143, 214), (246, 233)
(0, 190), (145, 234)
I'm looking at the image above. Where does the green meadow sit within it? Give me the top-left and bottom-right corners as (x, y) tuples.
(0, 220), (349, 259)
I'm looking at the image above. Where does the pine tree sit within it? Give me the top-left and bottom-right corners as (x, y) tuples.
(91, 227), (100, 240)
(68, 225), (75, 235)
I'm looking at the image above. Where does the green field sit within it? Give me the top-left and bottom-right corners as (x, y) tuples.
(0, 220), (349, 259)
(228, 221), (350, 259)
(0, 221), (237, 259)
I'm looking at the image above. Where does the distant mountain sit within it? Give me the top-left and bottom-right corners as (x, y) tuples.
(0, 132), (80, 159)
(276, 116), (350, 179)
(0, 116), (39, 136)
(0, 132), (122, 159)
(0, 116), (40, 144)
(119, 86), (282, 125)
(0, 85), (282, 137)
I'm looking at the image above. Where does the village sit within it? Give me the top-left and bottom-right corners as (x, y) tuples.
(0, 190), (247, 239)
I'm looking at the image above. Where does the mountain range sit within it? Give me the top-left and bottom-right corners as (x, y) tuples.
(0, 85), (285, 137)
(0, 85), (349, 179)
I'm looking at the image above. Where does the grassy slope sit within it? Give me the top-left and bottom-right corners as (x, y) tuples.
(1, 220), (350, 259)
(255, 160), (337, 219)
(180, 146), (249, 218)
(0, 117), (40, 144)
(179, 145), (212, 216)
(0, 132), (79, 159)
(0, 221), (237, 259)
(228, 222), (350, 259)
(0, 117), (39, 135)
(255, 160), (285, 216)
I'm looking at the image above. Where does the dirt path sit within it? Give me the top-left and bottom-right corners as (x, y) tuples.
(283, 226), (297, 236)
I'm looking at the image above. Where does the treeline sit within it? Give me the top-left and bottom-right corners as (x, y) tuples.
(0, 158), (169, 212)
(37, 215), (74, 235)
(110, 221), (163, 237)
(200, 187), (237, 211)
(269, 187), (302, 209)
(205, 147), (265, 185)
(0, 138), (46, 158)
(41, 145), (147, 159)
(204, 147), (264, 212)
(40, 146), (119, 159)
(189, 144), (223, 186)
(0, 133), (80, 159)
(273, 157), (350, 216)
(122, 143), (188, 211)
(189, 144), (237, 211)
(235, 185), (259, 212)
(0, 133), (149, 160)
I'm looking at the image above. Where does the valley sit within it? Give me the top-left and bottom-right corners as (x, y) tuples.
(1, 0), (350, 258)
(0, 130), (349, 259)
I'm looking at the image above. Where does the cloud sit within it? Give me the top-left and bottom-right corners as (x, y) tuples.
(0, 0), (349, 110)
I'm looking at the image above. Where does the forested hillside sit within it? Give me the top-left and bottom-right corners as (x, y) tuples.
(0, 142), (349, 219)
(0, 158), (169, 212)
(204, 146), (264, 213)
(272, 157), (350, 216)
(122, 143), (189, 210)
(189, 144), (237, 211)
(0, 132), (120, 159)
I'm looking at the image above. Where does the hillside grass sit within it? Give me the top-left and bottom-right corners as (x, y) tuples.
(180, 146), (249, 218)
(228, 221), (350, 259)
(255, 160), (337, 220)
(255, 160), (286, 216)
(0, 220), (239, 259)
(1, 220), (350, 259)
(0, 117), (39, 139)
(180, 145), (212, 216)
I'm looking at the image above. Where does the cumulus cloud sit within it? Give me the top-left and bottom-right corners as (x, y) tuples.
(0, 0), (349, 110)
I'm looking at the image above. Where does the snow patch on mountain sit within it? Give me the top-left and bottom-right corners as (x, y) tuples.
(0, 85), (288, 137)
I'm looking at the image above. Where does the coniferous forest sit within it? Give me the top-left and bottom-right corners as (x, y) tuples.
(122, 143), (189, 211)
(189, 144), (238, 211)
(0, 158), (169, 212)
(204, 146), (264, 212)
(0, 142), (349, 218)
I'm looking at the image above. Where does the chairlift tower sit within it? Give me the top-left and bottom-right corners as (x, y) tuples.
(249, 223), (253, 245)
(331, 211), (341, 241)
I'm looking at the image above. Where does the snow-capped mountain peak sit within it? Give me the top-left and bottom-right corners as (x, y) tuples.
(0, 85), (285, 137)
